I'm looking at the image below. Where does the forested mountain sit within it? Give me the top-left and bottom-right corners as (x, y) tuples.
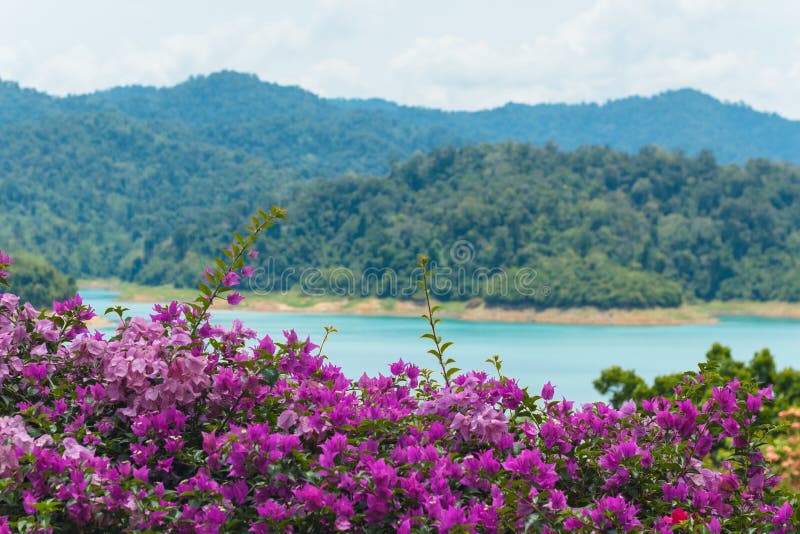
(1, 71), (800, 178)
(260, 144), (800, 308)
(3, 135), (799, 307)
(2, 72), (800, 308)
(0, 111), (295, 286)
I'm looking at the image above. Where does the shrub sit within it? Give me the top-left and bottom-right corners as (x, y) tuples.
(0, 212), (796, 532)
(3, 252), (76, 309)
(766, 408), (800, 492)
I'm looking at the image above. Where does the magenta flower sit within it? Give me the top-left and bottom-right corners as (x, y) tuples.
(21, 362), (47, 381)
(390, 359), (405, 376)
(226, 292), (244, 306)
(0, 270), (792, 532)
(222, 271), (241, 287)
(774, 502), (793, 526)
(721, 417), (740, 437)
(221, 480), (248, 505)
(541, 381), (555, 401)
(293, 483), (325, 510)
(276, 410), (298, 431)
(746, 393), (762, 412)
(22, 491), (37, 515)
(711, 386), (738, 414)
(549, 489), (567, 510)
(662, 481), (688, 502)
(257, 334), (276, 355)
(157, 457), (174, 473)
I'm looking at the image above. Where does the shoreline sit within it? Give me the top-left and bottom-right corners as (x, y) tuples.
(78, 279), (800, 326)
(212, 298), (720, 326)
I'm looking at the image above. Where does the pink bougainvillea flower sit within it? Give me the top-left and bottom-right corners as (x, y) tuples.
(226, 292), (244, 306)
(541, 381), (555, 401)
(222, 271), (241, 287)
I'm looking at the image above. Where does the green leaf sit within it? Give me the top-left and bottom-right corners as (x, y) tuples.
(445, 367), (461, 378)
(261, 367), (279, 386)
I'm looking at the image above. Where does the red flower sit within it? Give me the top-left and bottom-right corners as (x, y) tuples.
(664, 507), (689, 525)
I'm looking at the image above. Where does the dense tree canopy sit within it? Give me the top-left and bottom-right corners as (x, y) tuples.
(0, 112), (293, 287)
(2, 72), (800, 308)
(261, 144), (800, 308)
(4, 252), (76, 308)
(3, 138), (800, 308)
(3, 72), (800, 174)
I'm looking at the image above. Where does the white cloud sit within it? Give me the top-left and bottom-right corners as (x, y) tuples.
(0, 0), (799, 117)
(674, 0), (731, 18)
(384, 0), (800, 117)
(300, 58), (363, 97)
(2, 17), (313, 94)
(0, 46), (18, 65)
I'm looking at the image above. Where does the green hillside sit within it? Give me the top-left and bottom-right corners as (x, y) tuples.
(0, 112), (295, 286)
(2, 72), (800, 177)
(6, 140), (796, 309)
(252, 144), (800, 308)
(4, 252), (76, 308)
(2, 72), (800, 309)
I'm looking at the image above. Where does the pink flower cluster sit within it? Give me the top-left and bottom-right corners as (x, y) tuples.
(100, 317), (209, 417)
(0, 268), (796, 531)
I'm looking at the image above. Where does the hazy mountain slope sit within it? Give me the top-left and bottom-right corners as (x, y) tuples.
(0, 111), (293, 285)
(1, 71), (799, 176)
(0, 80), (56, 124)
(2, 72), (800, 308)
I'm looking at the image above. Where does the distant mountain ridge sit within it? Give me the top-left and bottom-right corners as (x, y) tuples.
(3, 70), (800, 307)
(1, 71), (799, 174)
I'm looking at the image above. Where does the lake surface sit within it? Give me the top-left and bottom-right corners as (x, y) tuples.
(80, 289), (800, 403)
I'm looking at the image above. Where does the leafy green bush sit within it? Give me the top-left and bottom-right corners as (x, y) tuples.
(594, 343), (800, 417)
(4, 252), (76, 308)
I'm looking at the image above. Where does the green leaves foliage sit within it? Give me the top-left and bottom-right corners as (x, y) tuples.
(3, 253), (76, 308)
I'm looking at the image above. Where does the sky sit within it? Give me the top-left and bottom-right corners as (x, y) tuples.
(1, 0), (799, 118)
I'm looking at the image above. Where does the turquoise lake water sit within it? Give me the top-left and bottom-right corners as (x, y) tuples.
(80, 289), (800, 403)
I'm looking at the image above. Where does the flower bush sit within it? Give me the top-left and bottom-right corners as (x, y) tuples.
(766, 408), (800, 492)
(0, 210), (797, 532)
